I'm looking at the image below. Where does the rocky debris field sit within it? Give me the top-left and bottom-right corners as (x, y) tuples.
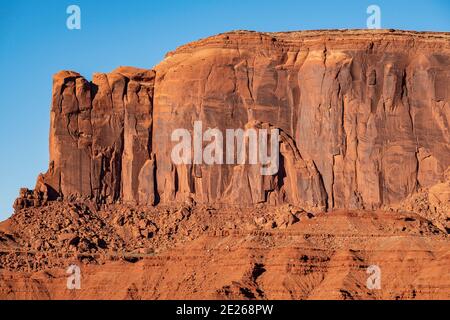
(0, 198), (324, 271)
(0, 202), (449, 299)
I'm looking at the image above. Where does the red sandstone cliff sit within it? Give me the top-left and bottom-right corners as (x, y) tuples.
(18, 30), (450, 214)
(3, 30), (450, 300)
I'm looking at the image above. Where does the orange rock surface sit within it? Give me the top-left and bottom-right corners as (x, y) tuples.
(2, 30), (450, 300)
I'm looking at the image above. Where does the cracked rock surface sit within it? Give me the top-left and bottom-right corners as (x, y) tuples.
(2, 30), (450, 299)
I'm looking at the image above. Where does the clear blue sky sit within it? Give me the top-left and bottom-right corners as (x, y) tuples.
(0, 0), (449, 220)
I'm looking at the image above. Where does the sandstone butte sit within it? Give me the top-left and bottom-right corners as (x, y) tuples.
(0, 29), (449, 300)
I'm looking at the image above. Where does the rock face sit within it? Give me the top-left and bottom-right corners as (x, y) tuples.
(19, 30), (450, 213)
(37, 67), (156, 206)
(4, 29), (450, 301)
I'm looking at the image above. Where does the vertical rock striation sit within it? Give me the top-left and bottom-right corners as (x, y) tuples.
(16, 30), (450, 213)
(38, 67), (155, 205)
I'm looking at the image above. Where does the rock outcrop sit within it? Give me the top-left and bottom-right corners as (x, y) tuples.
(26, 67), (156, 207)
(16, 30), (450, 214)
(4, 29), (450, 301)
